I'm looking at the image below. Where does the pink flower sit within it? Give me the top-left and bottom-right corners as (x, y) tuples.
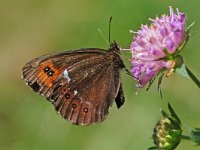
(130, 6), (186, 88)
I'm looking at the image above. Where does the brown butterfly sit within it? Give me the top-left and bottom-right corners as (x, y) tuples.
(22, 42), (125, 125)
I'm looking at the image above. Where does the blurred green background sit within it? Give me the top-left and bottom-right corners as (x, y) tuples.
(0, 0), (200, 150)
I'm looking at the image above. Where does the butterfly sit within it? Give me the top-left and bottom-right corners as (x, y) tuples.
(22, 41), (126, 125)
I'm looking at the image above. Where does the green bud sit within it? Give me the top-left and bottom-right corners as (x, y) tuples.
(150, 103), (182, 150)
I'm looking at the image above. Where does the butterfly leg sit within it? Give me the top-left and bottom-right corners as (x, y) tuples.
(124, 68), (134, 77)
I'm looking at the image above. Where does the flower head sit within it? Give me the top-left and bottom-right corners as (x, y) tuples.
(130, 6), (187, 88)
(149, 103), (182, 150)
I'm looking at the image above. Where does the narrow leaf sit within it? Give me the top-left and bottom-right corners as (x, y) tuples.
(175, 63), (190, 78)
(168, 103), (181, 125)
(147, 146), (158, 150)
(157, 73), (164, 98)
(185, 66), (200, 88)
(190, 128), (200, 145)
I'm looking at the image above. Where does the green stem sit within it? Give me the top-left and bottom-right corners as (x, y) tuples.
(181, 134), (191, 140)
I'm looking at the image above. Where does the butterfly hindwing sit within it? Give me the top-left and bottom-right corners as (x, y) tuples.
(54, 65), (118, 125)
(22, 43), (125, 125)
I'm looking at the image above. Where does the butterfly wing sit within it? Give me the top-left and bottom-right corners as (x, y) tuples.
(22, 48), (124, 125)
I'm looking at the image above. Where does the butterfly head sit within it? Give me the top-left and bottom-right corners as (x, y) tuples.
(109, 41), (121, 53)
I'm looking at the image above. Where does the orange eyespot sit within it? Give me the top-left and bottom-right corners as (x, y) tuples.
(36, 60), (64, 87)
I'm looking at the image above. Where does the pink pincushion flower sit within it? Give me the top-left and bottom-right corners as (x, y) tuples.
(130, 6), (186, 88)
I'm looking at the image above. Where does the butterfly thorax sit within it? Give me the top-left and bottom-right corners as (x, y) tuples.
(107, 42), (125, 69)
(108, 41), (120, 53)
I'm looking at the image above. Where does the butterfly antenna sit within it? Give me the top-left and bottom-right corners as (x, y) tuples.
(98, 28), (109, 45)
(109, 16), (113, 44)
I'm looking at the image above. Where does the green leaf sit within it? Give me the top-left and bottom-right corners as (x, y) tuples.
(175, 62), (200, 88)
(161, 109), (170, 118)
(190, 128), (200, 145)
(157, 73), (164, 98)
(168, 103), (181, 126)
(185, 66), (200, 88)
(175, 63), (190, 78)
(146, 73), (158, 91)
(182, 128), (200, 145)
(146, 69), (165, 92)
(147, 146), (158, 150)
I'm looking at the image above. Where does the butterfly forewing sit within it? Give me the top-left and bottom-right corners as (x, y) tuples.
(22, 43), (125, 125)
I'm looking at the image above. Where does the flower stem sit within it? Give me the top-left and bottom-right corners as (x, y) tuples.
(181, 134), (191, 140)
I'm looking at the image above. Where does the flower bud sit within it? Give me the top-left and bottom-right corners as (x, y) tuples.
(150, 103), (182, 150)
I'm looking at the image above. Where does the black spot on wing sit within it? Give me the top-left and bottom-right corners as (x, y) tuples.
(29, 81), (41, 92)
